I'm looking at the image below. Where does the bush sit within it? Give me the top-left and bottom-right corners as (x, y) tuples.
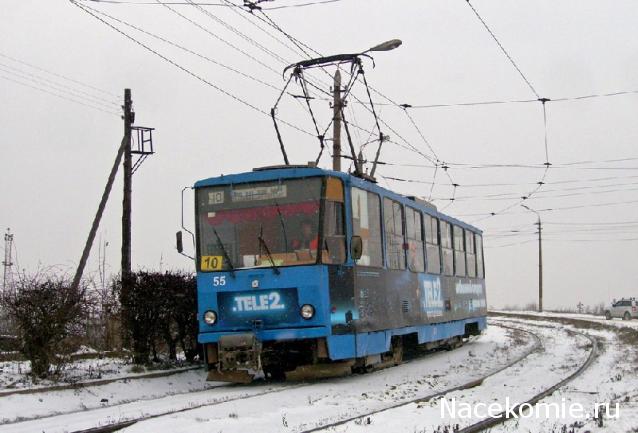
(1, 272), (87, 378)
(119, 271), (198, 365)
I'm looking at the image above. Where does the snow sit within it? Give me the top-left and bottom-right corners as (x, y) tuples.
(0, 325), (533, 432)
(120, 325), (534, 433)
(3, 313), (637, 433)
(495, 309), (638, 329)
(0, 356), (197, 392)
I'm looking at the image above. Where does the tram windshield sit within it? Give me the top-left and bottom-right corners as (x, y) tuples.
(196, 177), (344, 271)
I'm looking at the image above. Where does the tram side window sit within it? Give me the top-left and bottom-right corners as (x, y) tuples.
(454, 226), (466, 277)
(322, 177), (346, 264)
(405, 207), (425, 272)
(466, 230), (476, 278)
(384, 198), (406, 270)
(476, 233), (485, 278)
(424, 215), (441, 274)
(351, 187), (383, 267)
(440, 221), (454, 276)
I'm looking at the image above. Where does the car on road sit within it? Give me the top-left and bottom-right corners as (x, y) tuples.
(605, 298), (637, 320)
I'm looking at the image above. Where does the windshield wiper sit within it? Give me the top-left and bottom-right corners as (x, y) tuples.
(258, 225), (281, 275)
(274, 200), (289, 253)
(212, 227), (235, 277)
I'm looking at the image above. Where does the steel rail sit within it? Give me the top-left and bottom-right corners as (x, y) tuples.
(299, 322), (543, 433)
(457, 319), (599, 433)
(23, 322), (538, 433)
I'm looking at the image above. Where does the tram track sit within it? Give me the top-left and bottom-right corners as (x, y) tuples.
(72, 323), (538, 433)
(0, 379), (301, 433)
(3, 322), (538, 433)
(299, 322), (543, 433)
(456, 320), (599, 433)
(303, 319), (597, 433)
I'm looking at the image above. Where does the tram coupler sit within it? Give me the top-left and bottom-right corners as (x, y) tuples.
(206, 333), (261, 383)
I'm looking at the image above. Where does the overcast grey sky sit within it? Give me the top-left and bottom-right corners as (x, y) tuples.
(1, 0), (637, 309)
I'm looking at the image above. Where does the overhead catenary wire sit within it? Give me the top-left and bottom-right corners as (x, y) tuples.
(154, 0), (282, 76)
(76, 2), (283, 91)
(78, 0), (638, 244)
(252, 5), (444, 172)
(184, 0), (291, 65)
(465, 0), (540, 99)
(70, 0), (315, 136)
(84, 0), (346, 9)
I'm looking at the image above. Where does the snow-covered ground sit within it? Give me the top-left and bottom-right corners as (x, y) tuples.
(3, 314), (636, 433)
(488, 316), (638, 433)
(121, 320), (588, 433)
(0, 325), (532, 432)
(0, 355), (197, 392)
(495, 309), (638, 329)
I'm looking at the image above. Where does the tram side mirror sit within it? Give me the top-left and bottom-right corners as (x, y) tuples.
(351, 235), (363, 261)
(176, 231), (184, 254)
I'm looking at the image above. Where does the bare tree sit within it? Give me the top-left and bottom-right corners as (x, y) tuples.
(1, 270), (87, 378)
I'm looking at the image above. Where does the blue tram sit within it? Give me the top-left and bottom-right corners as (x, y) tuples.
(190, 165), (487, 382)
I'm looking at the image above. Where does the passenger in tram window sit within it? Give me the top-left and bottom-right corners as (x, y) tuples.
(291, 219), (318, 250)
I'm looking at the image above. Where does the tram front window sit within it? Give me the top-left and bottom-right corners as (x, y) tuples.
(197, 178), (324, 271)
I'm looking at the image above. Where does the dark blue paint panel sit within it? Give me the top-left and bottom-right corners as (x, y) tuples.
(217, 288), (299, 327)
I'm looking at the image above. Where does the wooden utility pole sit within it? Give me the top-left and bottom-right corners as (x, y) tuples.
(332, 70), (342, 171)
(71, 136), (127, 291)
(121, 89), (133, 279)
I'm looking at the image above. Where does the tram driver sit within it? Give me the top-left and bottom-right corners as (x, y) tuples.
(291, 219), (318, 251)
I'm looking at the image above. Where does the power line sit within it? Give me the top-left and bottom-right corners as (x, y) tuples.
(399, 89), (638, 110)
(465, 0), (540, 99)
(184, 0), (291, 65)
(71, 0), (314, 136)
(0, 74), (121, 116)
(0, 51), (119, 99)
(79, 3), (283, 91)
(262, 0), (345, 10)
(155, 0), (282, 76)
(84, 0), (346, 9)
(0, 63), (121, 108)
(84, 0), (231, 4)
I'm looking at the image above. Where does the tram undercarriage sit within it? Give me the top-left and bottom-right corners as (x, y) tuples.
(204, 332), (471, 383)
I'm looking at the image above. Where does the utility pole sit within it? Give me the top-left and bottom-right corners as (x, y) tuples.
(332, 70), (342, 171)
(522, 204), (543, 312)
(537, 215), (543, 312)
(71, 89), (153, 293)
(2, 228), (14, 295)
(121, 89), (133, 279)
(71, 136), (127, 292)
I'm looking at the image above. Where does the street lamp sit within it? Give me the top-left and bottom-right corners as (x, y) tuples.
(521, 204), (543, 312)
(364, 39), (403, 53)
(283, 39), (403, 75)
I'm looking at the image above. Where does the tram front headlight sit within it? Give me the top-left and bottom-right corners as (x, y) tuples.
(203, 310), (217, 325)
(300, 304), (315, 320)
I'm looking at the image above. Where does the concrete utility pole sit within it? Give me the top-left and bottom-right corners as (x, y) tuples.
(121, 89), (133, 279)
(332, 70), (342, 172)
(522, 204), (543, 312)
(537, 216), (543, 312)
(2, 228), (14, 295)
